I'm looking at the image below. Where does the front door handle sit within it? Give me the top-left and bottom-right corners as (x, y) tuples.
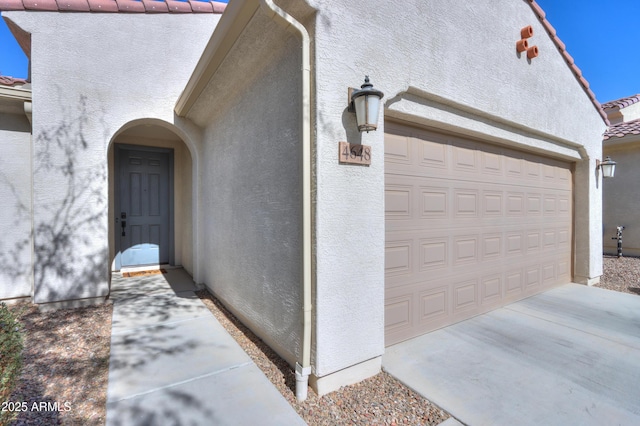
(121, 212), (127, 237)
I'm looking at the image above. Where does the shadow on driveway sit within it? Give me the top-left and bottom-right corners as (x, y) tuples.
(384, 284), (640, 426)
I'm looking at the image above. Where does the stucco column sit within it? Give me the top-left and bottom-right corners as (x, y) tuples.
(573, 157), (603, 285)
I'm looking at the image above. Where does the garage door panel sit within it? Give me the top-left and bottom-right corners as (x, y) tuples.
(385, 184), (412, 218)
(420, 288), (448, 323)
(385, 132), (412, 165)
(384, 294), (412, 332)
(385, 123), (573, 346)
(385, 239), (413, 278)
(453, 279), (478, 312)
(481, 274), (503, 304)
(419, 136), (449, 169)
(386, 227), (569, 285)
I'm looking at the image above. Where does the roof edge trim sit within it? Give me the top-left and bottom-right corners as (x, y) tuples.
(0, 84), (32, 102)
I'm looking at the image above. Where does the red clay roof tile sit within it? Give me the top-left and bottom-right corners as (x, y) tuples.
(23, 0), (58, 11)
(527, 0), (609, 126)
(187, 0), (212, 13)
(0, 0), (25, 10)
(0, 0), (225, 12)
(86, 0), (118, 12)
(166, 0), (191, 13)
(603, 118), (640, 140)
(141, 0), (168, 12)
(602, 94), (640, 110)
(55, 0), (90, 11)
(210, 0), (223, 13)
(0, 76), (28, 86)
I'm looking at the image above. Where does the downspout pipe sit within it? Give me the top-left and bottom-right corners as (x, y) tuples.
(259, 0), (313, 402)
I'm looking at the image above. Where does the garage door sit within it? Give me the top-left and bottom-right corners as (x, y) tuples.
(385, 122), (573, 346)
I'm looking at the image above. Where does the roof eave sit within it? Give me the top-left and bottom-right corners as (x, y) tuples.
(0, 84), (32, 102)
(175, 0), (260, 117)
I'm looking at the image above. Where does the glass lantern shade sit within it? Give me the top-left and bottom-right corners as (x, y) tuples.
(601, 156), (616, 178)
(351, 76), (384, 132)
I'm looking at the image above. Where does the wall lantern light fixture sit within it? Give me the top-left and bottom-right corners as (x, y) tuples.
(597, 156), (617, 178)
(348, 76), (384, 132)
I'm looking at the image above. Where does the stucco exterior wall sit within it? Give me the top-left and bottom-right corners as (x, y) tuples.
(603, 139), (640, 256)
(4, 12), (218, 303)
(186, 11), (304, 367)
(307, 0), (606, 374)
(0, 109), (32, 300)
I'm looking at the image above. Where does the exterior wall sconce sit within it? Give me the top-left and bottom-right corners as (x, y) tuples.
(348, 76), (384, 132)
(597, 156), (617, 178)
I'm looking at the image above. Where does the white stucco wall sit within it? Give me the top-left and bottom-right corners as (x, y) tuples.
(3, 12), (218, 303)
(0, 104), (32, 300)
(186, 11), (304, 367)
(168, 0), (608, 391)
(603, 139), (640, 256)
(306, 0), (606, 374)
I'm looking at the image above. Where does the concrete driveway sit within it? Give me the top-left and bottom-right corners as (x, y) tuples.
(383, 284), (640, 426)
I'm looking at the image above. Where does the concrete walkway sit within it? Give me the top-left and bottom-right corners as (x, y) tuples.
(105, 268), (305, 426)
(384, 284), (640, 426)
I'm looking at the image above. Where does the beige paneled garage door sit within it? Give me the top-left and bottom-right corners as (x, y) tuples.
(385, 122), (573, 346)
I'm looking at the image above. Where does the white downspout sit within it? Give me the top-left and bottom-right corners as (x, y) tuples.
(259, 0), (313, 402)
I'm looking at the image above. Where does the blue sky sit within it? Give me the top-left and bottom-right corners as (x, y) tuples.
(0, 0), (637, 103)
(536, 0), (640, 103)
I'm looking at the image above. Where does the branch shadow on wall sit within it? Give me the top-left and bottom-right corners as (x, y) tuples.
(0, 173), (31, 291)
(0, 110), (33, 298)
(2, 95), (222, 421)
(30, 94), (108, 303)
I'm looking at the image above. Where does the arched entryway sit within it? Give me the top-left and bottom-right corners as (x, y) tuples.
(108, 121), (195, 275)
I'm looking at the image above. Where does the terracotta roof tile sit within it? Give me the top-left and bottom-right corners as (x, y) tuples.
(602, 94), (640, 110)
(23, 0), (58, 11)
(187, 0), (211, 12)
(0, 0), (25, 10)
(0, 76), (28, 86)
(603, 118), (640, 140)
(87, 0), (118, 12)
(56, 0), (90, 11)
(141, 0), (168, 12)
(527, 0), (609, 126)
(0, 0), (225, 12)
(166, 0), (191, 13)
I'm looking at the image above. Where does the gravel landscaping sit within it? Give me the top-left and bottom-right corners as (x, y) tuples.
(195, 290), (450, 426)
(6, 302), (112, 426)
(597, 255), (640, 295)
(5, 255), (640, 425)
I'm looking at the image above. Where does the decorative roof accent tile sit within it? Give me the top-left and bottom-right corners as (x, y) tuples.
(527, 0), (609, 126)
(603, 118), (640, 140)
(0, 76), (28, 86)
(602, 94), (640, 111)
(0, 0), (226, 12)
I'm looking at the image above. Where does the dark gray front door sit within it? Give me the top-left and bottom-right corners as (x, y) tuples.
(117, 147), (172, 268)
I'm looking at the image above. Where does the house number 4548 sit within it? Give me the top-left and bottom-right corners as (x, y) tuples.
(338, 141), (372, 166)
